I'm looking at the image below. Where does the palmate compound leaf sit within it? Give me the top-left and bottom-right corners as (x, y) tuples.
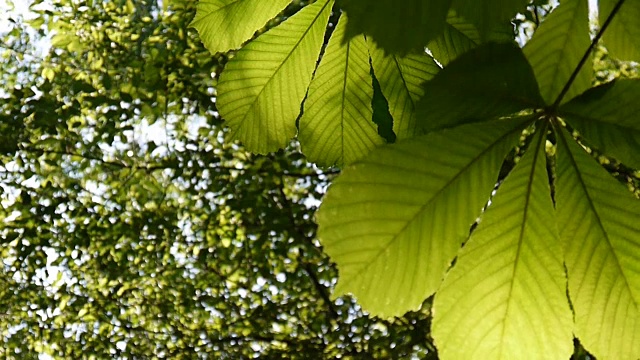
(555, 126), (640, 360)
(190, 0), (292, 54)
(216, 0), (333, 154)
(340, 0), (451, 55)
(600, 0), (640, 62)
(417, 42), (544, 132)
(369, 43), (441, 140)
(559, 79), (640, 169)
(298, 13), (384, 167)
(432, 125), (573, 360)
(523, 0), (591, 105)
(317, 119), (528, 317)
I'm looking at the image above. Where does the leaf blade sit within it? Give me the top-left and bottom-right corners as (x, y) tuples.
(216, 0), (333, 153)
(427, 12), (481, 66)
(369, 45), (440, 140)
(417, 42), (543, 132)
(523, 0), (591, 105)
(559, 79), (640, 168)
(190, 0), (292, 54)
(299, 14), (384, 167)
(451, 0), (527, 39)
(341, 0), (452, 55)
(601, 0), (640, 62)
(317, 119), (527, 317)
(433, 127), (573, 360)
(555, 126), (640, 360)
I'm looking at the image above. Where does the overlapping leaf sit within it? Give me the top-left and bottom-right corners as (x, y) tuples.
(190, 0), (292, 53)
(555, 127), (640, 360)
(523, 0), (591, 105)
(433, 127), (573, 360)
(299, 14), (383, 167)
(427, 12), (480, 66)
(451, 0), (527, 39)
(417, 42), (543, 132)
(317, 119), (526, 317)
(215, 0), (333, 153)
(341, 0), (451, 54)
(369, 44), (440, 140)
(428, 11), (514, 66)
(559, 79), (640, 168)
(600, 0), (640, 62)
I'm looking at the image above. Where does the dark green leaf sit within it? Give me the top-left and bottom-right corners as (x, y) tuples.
(341, 0), (452, 55)
(450, 0), (527, 40)
(559, 79), (640, 168)
(417, 42), (543, 132)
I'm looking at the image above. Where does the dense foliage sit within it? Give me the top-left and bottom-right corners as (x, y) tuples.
(0, 0), (439, 358)
(191, 0), (640, 359)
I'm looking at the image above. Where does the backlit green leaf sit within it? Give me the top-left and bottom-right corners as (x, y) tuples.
(341, 0), (451, 55)
(369, 44), (440, 140)
(433, 127), (573, 360)
(317, 119), (526, 317)
(299, 13), (384, 167)
(216, 0), (333, 153)
(600, 0), (640, 62)
(190, 0), (292, 54)
(524, 0), (591, 105)
(555, 126), (640, 360)
(417, 42), (543, 132)
(559, 80), (640, 168)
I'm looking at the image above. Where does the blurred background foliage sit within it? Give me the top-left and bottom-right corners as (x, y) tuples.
(0, 0), (637, 359)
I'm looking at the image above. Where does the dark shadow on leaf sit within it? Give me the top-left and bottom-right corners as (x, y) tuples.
(338, 0), (451, 55)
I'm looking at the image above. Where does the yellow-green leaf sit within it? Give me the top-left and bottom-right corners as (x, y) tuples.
(299, 13), (384, 167)
(556, 126), (640, 360)
(190, 0), (292, 54)
(216, 0), (333, 153)
(433, 126), (573, 360)
(318, 119), (526, 317)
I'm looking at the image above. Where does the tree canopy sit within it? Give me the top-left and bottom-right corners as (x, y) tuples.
(0, 0), (638, 359)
